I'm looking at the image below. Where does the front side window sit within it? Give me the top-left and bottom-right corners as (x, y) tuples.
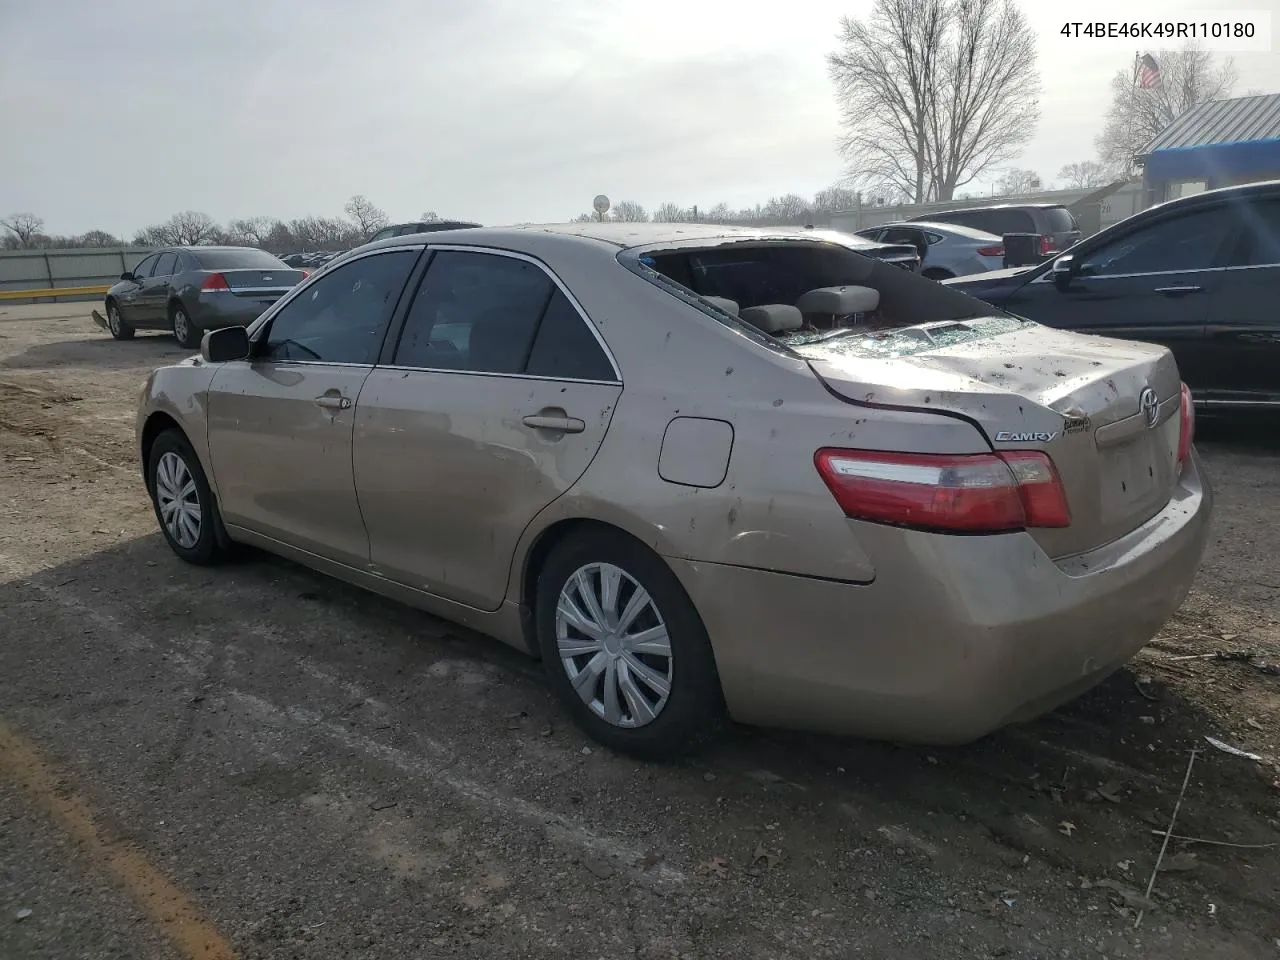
(262, 250), (417, 363)
(132, 255), (159, 278)
(1078, 206), (1234, 277)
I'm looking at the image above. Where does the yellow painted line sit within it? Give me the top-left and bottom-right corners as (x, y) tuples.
(0, 721), (238, 960)
(0, 285), (110, 300)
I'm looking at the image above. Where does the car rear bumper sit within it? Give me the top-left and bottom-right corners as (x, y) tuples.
(189, 293), (284, 330)
(668, 450), (1212, 744)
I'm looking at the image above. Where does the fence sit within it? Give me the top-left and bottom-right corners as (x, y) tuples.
(0, 247), (155, 305)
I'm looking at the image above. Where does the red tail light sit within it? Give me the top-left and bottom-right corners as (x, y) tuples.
(1177, 382), (1194, 470)
(976, 244), (1005, 257)
(1039, 235), (1056, 257)
(201, 272), (229, 291)
(814, 448), (1071, 533)
(300, 269), (311, 279)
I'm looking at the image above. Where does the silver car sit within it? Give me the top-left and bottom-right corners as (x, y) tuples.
(856, 221), (1006, 279)
(135, 223), (1211, 759)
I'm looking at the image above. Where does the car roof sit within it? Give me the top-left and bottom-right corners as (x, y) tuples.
(361, 221), (886, 255)
(865, 220), (1002, 241)
(921, 203), (1067, 215)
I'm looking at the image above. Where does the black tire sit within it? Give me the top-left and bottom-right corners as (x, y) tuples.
(170, 302), (200, 349)
(535, 528), (726, 760)
(922, 268), (954, 281)
(105, 302), (135, 340)
(146, 429), (231, 565)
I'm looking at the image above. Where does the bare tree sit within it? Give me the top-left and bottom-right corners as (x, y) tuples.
(1095, 45), (1235, 173)
(828, 0), (1039, 202)
(610, 200), (649, 222)
(140, 211), (221, 246)
(1057, 161), (1112, 190)
(813, 185), (862, 212)
(78, 230), (120, 247)
(344, 195), (388, 238)
(0, 212), (45, 248)
(226, 216), (274, 247)
(419, 211), (441, 222)
(997, 167), (1042, 195)
(652, 202), (688, 223)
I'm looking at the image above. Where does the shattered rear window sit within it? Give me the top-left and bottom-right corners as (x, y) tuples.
(789, 315), (1030, 360)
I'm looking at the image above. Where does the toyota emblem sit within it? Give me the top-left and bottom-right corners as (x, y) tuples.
(1139, 387), (1158, 428)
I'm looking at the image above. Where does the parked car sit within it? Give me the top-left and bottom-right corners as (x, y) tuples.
(945, 180), (1280, 411)
(100, 247), (306, 348)
(909, 203), (1083, 261)
(368, 220), (483, 243)
(136, 222), (1209, 759)
(855, 221), (1005, 279)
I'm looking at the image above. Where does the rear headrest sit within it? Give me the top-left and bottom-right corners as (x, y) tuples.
(740, 303), (804, 335)
(701, 295), (740, 316)
(796, 285), (879, 316)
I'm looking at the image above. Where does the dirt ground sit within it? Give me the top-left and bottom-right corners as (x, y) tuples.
(1, 302), (1278, 960)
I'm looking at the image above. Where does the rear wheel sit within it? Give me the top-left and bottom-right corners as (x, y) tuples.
(106, 302), (134, 340)
(147, 429), (231, 565)
(535, 528), (725, 760)
(170, 303), (200, 349)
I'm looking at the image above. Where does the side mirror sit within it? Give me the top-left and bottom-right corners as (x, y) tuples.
(1050, 255), (1076, 290)
(120, 271), (136, 282)
(200, 326), (251, 363)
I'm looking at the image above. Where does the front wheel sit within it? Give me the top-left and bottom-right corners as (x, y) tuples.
(536, 529), (725, 760)
(147, 429), (231, 565)
(106, 303), (135, 340)
(171, 304), (200, 349)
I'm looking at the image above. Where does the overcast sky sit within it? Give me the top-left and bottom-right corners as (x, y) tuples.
(1, 0), (1276, 237)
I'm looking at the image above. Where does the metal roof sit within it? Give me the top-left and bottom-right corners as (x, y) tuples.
(1141, 93), (1280, 155)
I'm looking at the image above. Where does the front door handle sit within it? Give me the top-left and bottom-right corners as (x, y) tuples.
(314, 395), (352, 410)
(522, 413), (585, 434)
(1153, 285), (1203, 296)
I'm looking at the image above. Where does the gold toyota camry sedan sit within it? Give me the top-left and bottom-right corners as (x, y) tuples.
(135, 223), (1211, 759)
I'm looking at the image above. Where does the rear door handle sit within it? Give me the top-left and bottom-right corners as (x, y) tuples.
(522, 414), (585, 434)
(315, 395), (352, 410)
(1153, 285), (1203, 296)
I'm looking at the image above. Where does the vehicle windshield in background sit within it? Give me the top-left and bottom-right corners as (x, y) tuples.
(193, 249), (287, 269)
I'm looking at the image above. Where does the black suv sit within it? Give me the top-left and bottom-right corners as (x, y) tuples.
(909, 203), (1082, 260)
(944, 181), (1280, 411)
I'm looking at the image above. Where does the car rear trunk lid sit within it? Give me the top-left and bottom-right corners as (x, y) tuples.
(211, 269), (305, 299)
(794, 316), (1183, 558)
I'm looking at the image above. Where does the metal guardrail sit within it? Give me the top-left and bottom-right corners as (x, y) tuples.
(0, 284), (110, 301)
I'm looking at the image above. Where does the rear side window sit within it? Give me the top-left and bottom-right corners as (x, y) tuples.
(525, 291), (614, 381)
(1233, 199), (1280, 266)
(963, 209), (1036, 235)
(195, 249), (286, 269)
(1043, 207), (1079, 233)
(394, 251), (612, 379)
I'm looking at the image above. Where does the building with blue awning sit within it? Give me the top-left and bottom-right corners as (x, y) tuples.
(1137, 93), (1280, 205)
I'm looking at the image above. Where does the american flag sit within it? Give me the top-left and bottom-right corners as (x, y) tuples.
(1137, 54), (1160, 89)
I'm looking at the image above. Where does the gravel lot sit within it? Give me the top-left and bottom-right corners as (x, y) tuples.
(2, 302), (1278, 960)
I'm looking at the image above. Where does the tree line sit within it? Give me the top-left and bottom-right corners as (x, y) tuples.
(0, 196), (437, 254)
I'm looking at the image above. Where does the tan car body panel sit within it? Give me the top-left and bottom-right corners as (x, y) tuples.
(136, 225), (1212, 743)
